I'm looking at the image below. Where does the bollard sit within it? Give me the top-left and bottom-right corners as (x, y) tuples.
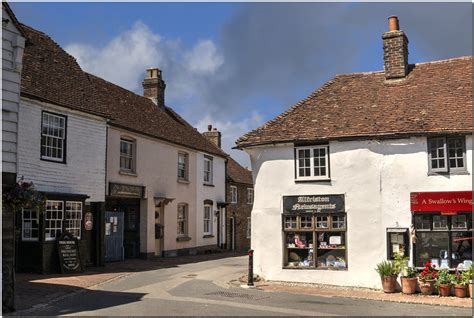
(247, 249), (254, 287)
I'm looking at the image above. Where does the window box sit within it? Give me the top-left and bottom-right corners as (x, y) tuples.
(295, 145), (330, 181)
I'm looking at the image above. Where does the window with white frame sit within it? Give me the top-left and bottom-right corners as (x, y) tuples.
(177, 203), (188, 237)
(203, 156), (213, 184)
(203, 204), (212, 235)
(247, 188), (254, 204)
(65, 201), (83, 239)
(22, 208), (39, 241)
(177, 152), (189, 181)
(246, 217), (251, 239)
(41, 112), (66, 162)
(295, 145), (329, 180)
(45, 200), (64, 240)
(230, 186), (238, 204)
(428, 136), (466, 174)
(120, 138), (135, 172)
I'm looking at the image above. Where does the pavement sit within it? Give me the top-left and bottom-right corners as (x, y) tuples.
(11, 253), (473, 316)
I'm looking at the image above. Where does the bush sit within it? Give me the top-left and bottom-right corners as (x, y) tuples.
(375, 260), (398, 278)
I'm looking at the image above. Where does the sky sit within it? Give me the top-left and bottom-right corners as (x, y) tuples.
(11, 2), (472, 167)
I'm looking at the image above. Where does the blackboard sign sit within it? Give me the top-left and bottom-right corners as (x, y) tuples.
(57, 232), (83, 274)
(283, 194), (345, 214)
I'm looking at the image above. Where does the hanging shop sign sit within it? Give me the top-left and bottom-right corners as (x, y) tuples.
(283, 194), (345, 214)
(410, 191), (472, 214)
(84, 212), (93, 231)
(57, 231), (83, 274)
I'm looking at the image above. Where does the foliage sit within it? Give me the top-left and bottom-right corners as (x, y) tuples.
(453, 271), (470, 286)
(436, 268), (455, 287)
(393, 251), (409, 276)
(402, 267), (417, 278)
(419, 262), (438, 281)
(2, 177), (46, 213)
(465, 264), (473, 283)
(375, 260), (398, 278)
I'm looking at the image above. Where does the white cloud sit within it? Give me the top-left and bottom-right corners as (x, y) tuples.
(185, 40), (223, 75)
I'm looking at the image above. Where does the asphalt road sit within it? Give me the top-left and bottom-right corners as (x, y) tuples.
(16, 255), (472, 316)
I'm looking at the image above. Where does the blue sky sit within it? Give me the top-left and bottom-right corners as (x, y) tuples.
(11, 2), (472, 166)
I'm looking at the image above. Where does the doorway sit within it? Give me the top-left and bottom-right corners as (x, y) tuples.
(154, 205), (164, 257)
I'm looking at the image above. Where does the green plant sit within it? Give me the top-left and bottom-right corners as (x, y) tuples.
(436, 269), (455, 287)
(375, 260), (398, 278)
(465, 265), (473, 283)
(3, 177), (46, 213)
(402, 266), (417, 278)
(393, 252), (409, 274)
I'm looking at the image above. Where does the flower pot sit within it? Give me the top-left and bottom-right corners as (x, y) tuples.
(401, 277), (417, 294)
(381, 275), (397, 293)
(438, 284), (452, 297)
(419, 280), (435, 295)
(454, 285), (467, 298)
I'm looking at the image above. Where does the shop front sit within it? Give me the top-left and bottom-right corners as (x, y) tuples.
(410, 191), (472, 270)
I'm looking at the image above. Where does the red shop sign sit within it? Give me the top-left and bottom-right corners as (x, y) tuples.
(410, 191), (472, 214)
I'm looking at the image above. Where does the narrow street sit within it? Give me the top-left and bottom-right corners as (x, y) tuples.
(12, 255), (471, 316)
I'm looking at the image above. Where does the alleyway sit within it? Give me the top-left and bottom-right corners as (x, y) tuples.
(12, 254), (471, 316)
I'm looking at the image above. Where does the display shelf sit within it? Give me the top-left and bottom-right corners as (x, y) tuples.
(317, 247), (345, 250)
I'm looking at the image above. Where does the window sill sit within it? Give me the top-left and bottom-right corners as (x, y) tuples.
(119, 170), (137, 177)
(294, 178), (331, 183)
(282, 266), (347, 271)
(203, 183), (215, 187)
(41, 157), (66, 164)
(177, 179), (190, 184)
(176, 236), (192, 242)
(203, 234), (214, 238)
(427, 171), (470, 176)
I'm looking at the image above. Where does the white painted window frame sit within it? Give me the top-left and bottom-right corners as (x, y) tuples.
(22, 208), (39, 241)
(230, 186), (238, 204)
(295, 145), (330, 181)
(177, 203), (188, 237)
(428, 136), (467, 174)
(203, 156), (213, 184)
(45, 200), (64, 241)
(41, 112), (66, 162)
(65, 201), (83, 239)
(120, 138), (135, 173)
(203, 204), (212, 235)
(177, 152), (189, 181)
(247, 188), (254, 204)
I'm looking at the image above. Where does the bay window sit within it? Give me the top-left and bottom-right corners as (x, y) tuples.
(295, 145), (329, 181)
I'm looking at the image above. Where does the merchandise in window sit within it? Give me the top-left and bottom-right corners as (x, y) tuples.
(283, 213), (347, 270)
(295, 145), (329, 180)
(22, 208), (39, 241)
(428, 136), (466, 173)
(41, 112), (66, 162)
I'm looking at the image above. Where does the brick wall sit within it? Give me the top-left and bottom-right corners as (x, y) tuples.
(226, 182), (253, 251)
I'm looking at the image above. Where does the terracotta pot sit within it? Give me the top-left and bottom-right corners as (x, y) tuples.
(454, 285), (467, 298)
(469, 283), (473, 299)
(419, 280), (435, 295)
(381, 276), (397, 293)
(401, 277), (417, 294)
(438, 284), (452, 297)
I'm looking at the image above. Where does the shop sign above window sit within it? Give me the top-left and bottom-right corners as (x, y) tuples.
(410, 191), (472, 215)
(283, 195), (345, 214)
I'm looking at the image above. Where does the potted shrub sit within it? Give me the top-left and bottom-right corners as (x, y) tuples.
(401, 267), (418, 294)
(465, 265), (473, 298)
(436, 268), (454, 297)
(375, 260), (398, 293)
(418, 262), (437, 295)
(452, 271), (469, 298)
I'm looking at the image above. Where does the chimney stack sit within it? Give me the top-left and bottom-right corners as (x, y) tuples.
(202, 124), (222, 149)
(142, 67), (166, 109)
(382, 16), (409, 80)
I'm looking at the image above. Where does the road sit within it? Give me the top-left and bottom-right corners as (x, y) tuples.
(18, 255), (471, 316)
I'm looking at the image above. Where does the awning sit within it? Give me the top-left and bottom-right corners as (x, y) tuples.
(410, 191), (472, 215)
(154, 197), (174, 207)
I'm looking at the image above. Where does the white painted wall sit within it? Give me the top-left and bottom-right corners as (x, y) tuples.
(17, 98), (107, 202)
(2, 7), (25, 174)
(245, 135), (473, 288)
(107, 127), (226, 255)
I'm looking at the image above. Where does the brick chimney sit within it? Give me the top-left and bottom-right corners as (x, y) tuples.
(142, 67), (166, 109)
(382, 16), (409, 80)
(202, 124), (221, 148)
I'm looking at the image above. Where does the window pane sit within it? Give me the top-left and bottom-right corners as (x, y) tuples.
(284, 216), (297, 229)
(316, 216), (328, 229)
(316, 231), (346, 269)
(433, 215), (448, 230)
(415, 232), (449, 267)
(451, 232), (472, 268)
(452, 215), (467, 230)
(284, 232), (314, 268)
(414, 215), (431, 230)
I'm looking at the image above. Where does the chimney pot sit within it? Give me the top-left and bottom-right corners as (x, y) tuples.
(208, 124), (212, 131)
(388, 16), (399, 32)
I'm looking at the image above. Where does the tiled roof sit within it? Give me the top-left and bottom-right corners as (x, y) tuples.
(88, 74), (228, 158)
(19, 23), (227, 158)
(236, 56), (472, 148)
(20, 24), (109, 117)
(227, 157), (253, 185)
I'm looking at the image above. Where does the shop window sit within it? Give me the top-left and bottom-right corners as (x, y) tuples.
(428, 136), (466, 174)
(386, 228), (409, 260)
(177, 152), (189, 181)
(65, 201), (82, 239)
(22, 208), (39, 241)
(45, 200), (64, 241)
(120, 138), (136, 173)
(295, 145), (330, 181)
(414, 213), (472, 268)
(283, 213), (347, 270)
(41, 111), (66, 162)
(203, 156), (213, 185)
(177, 203), (188, 237)
(203, 204), (212, 235)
